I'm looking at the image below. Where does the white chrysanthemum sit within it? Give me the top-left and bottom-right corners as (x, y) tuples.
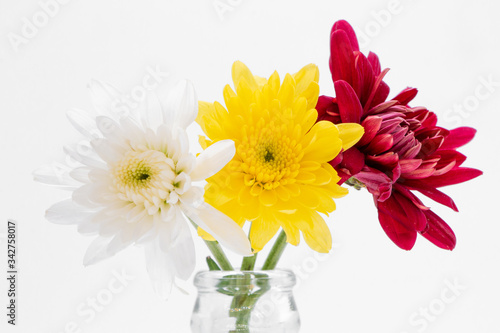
(34, 80), (252, 298)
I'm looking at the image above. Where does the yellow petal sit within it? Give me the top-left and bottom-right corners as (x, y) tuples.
(302, 121), (343, 162)
(336, 123), (365, 150)
(301, 212), (332, 253)
(293, 64), (319, 96)
(278, 217), (300, 246)
(310, 167), (332, 186)
(232, 61), (258, 91)
(259, 189), (278, 206)
(296, 185), (320, 209)
(277, 74), (296, 109)
(249, 217), (281, 252)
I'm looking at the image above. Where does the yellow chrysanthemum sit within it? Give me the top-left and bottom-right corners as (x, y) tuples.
(196, 61), (364, 253)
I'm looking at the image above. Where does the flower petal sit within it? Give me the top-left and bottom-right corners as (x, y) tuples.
(232, 61), (259, 91)
(404, 180), (458, 211)
(330, 31), (355, 85)
(335, 80), (363, 123)
(336, 123), (364, 150)
(419, 167), (483, 188)
(83, 236), (115, 266)
(162, 80), (198, 129)
(145, 240), (175, 299)
(420, 210), (456, 250)
(440, 127), (477, 150)
(88, 79), (123, 117)
(190, 140), (235, 181)
(46, 199), (93, 225)
(66, 108), (100, 140)
(331, 20), (360, 51)
(392, 87), (418, 105)
(378, 210), (417, 250)
(183, 203), (252, 256)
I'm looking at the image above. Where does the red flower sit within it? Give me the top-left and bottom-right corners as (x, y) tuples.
(317, 20), (483, 250)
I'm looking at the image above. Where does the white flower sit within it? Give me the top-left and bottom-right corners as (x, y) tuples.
(34, 79), (252, 298)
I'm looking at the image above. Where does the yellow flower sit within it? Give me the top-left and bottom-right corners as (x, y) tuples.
(196, 61), (363, 253)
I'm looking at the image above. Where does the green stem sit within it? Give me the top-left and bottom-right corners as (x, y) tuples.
(206, 256), (221, 271)
(203, 239), (234, 271)
(262, 229), (287, 270)
(188, 217), (234, 271)
(241, 253), (258, 271)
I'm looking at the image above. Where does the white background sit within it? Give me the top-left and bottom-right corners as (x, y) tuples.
(1, 0), (499, 332)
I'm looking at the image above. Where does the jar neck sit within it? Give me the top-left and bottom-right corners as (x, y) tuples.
(193, 269), (296, 291)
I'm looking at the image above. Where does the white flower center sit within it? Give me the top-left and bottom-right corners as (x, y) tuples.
(110, 150), (187, 215)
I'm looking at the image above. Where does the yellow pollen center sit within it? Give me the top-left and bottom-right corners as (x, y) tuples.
(238, 119), (301, 190)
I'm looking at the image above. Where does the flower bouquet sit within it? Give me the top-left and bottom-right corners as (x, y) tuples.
(34, 20), (482, 332)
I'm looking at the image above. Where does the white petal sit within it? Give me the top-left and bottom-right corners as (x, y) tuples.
(63, 145), (106, 169)
(168, 220), (195, 280)
(173, 172), (191, 195)
(66, 108), (100, 140)
(88, 80), (124, 118)
(91, 138), (125, 164)
(94, 212), (126, 237)
(140, 92), (164, 131)
(83, 236), (114, 266)
(182, 203), (252, 256)
(144, 240), (175, 299)
(190, 140), (235, 181)
(72, 184), (107, 208)
(106, 230), (134, 255)
(45, 199), (92, 225)
(179, 186), (204, 208)
(33, 164), (81, 189)
(175, 154), (196, 175)
(161, 80), (197, 129)
(70, 167), (91, 183)
(77, 219), (100, 235)
(136, 221), (159, 244)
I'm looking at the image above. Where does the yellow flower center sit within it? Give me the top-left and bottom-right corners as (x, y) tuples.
(238, 118), (301, 191)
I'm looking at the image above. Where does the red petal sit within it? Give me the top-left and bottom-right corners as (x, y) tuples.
(316, 95), (335, 117)
(364, 133), (393, 155)
(363, 67), (390, 113)
(335, 80), (363, 123)
(420, 210), (456, 250)
(435, 150), (467, 168)
(366, 152), (399, 168)
(440, 127), (477, 150)
(357, 116), (382, 146)
(367, 52), (381, 76)
(393, 191), (427, 231)
(393, 183), (429, 211)
(339, 146), (365, 175)
(355, 166), (393, 201)
(392, 87), (418, 105)
(330, 30), (355, 85)
(353, 52), (375, 105)
(419, 167), (483, 188)
(371, 80), (390, 108)
(403, 180), (458, 211)
(399, 159), (422, 174)
(378, 209), (417, 250)
(418, 136), (444, 158)
(331, 20), (359, 52)
(366, 100), (399, 116)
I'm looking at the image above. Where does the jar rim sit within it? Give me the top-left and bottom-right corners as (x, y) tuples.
(193, 269), (296, 289)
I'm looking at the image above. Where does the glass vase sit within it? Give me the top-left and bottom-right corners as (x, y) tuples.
(191, 269), (300, 333)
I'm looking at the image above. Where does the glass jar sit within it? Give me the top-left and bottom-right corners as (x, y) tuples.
(191, 270), (300, 333)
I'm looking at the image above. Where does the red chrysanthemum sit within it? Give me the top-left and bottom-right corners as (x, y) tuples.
(317, 20), (483, 250)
